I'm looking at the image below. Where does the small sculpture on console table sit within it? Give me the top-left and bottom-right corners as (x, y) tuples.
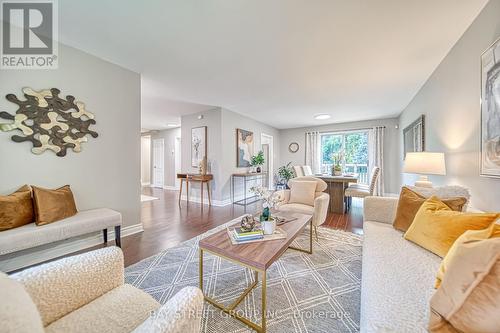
(199, 156), (208, 175)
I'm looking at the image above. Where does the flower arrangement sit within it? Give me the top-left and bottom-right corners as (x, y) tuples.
(249, 186), (283, 221)
(331, 150), (344, 175)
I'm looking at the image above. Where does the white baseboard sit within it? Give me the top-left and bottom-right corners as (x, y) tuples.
(179, 195), (235, 207)
(179, 194), (254, 207)
(0, 223), (144, 273)
(141, 182), (151, 187)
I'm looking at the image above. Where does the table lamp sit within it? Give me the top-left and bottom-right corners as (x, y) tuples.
(403, 152), (446, 188)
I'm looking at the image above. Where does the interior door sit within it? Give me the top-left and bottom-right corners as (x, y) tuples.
(262, 144), (270, 189)
(174, 137), (181, 188)
(260, 133), (273, 189)
(152, 139), (164, 188)
(262, 144), (269, 172)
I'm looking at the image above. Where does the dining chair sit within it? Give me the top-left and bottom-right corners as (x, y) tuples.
(293, 165), (305, 177)
(302, 165), (313, 176)
(344, 167), (380, 212)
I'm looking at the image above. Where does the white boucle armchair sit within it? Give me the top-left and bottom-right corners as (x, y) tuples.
(0, 247), (203, 333)
(275, 176), (330, 239)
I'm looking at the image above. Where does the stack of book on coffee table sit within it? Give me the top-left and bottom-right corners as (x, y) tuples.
(232, 227), (264, 243)
(227, 225), (287, 245)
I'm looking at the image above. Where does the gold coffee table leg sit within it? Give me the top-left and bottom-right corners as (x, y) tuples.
(261, 271), (267, 332)
(199, 248), (267, 332)
(288, 220), (314, 254)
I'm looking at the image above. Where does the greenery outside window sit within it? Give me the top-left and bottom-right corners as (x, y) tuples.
(320, 131), (369, 184)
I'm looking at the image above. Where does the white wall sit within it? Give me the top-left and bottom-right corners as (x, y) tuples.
(0, 43), (141, 270)
(149, 127), (181, 188)
(141, 135), (151, 185)
(399, 0), (500, 211)
(279, 118), (400, 194)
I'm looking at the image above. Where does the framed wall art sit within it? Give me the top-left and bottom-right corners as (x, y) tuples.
(480, 37), (500, 178)
(191, 126), (207, 167)
(403, 115), (425, 159)
(236, 128), (254, 167)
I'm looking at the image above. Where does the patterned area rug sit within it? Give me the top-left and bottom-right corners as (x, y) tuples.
(125, 221), (363, 333)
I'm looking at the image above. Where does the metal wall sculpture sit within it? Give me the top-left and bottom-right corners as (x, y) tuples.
(0, 87), (98, 157)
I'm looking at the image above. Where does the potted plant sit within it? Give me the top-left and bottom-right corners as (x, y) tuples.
(331, 151), (344, 176)
(250, 150), (265, 173)
(277, 162), (294, 188)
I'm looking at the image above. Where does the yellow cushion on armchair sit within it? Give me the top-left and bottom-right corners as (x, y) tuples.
(403, 196), (499, 257)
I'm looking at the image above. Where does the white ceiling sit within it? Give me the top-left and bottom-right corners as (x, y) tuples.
(58, 0), (489, 129)
(141, 78), (214, 130)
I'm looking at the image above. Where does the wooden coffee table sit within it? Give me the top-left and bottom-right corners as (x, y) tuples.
(198, 212), (313, 333)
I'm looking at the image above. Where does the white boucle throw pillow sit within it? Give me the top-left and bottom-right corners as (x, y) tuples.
(289, 181), (317, 206)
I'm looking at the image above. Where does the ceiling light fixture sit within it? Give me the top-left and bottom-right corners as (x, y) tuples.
(166, 123), (179, 127)
(314, 114), (331, 120)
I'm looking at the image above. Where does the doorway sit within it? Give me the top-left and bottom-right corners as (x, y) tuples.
(261, 133), (274, 189)
(152, 138), (165, 188)
(141, 135), (151, 186)
(174, 137), (182, 189)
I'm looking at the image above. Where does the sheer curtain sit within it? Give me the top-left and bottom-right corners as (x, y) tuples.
(369, 126), (385, 195)
(305, 131), (320, 174)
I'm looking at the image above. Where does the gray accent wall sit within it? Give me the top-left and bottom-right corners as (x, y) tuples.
(220, 108), (280, 202)
(398, 0), (500, 211)
(181, 107), (280, 203)
(0, 43), (141, 228)
(181, 108), (223, 201)
(279, 118), (401, 195)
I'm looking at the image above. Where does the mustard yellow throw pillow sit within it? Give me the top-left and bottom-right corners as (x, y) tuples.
(403, 196), (499, 257)
(32, 185), (78, 226)
(393, 186), (467, 232)
(436, 222), (500, 289)
(0, 185), (34, 231)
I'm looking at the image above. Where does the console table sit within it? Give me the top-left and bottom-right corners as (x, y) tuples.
(177, 173), (213, 207)
(231, 172), (268, 206)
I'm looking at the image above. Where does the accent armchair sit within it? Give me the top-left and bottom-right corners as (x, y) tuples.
(275, 176), (330, 239)
(0, 247), (204, 333)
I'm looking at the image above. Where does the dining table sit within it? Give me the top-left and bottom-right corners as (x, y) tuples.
(316, 174), (358, 214)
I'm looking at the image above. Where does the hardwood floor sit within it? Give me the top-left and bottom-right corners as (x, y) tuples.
(119, 187), (364, 267)
(45, 187), (363, 269)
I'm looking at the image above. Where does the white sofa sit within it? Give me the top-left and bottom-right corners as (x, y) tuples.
(361, 196), (441, 333)
(0, 208), (122, 256)
(0, 247), (204, 333)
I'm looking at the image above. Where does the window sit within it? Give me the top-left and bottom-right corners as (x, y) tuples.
(320, 131), (370, 184)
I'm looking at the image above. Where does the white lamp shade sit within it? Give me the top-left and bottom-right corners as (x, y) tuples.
(403, 152), (446, 175)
